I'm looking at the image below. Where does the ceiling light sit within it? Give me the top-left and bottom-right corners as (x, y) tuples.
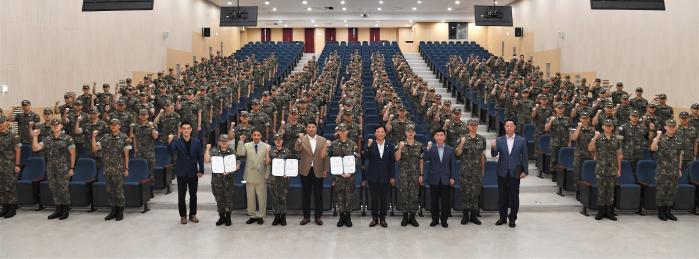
(314, 24), (318, 27)
(311, 19), (315, 23)
(377, 7), (381, 11)
(307, 7), (312, 11)
(494, 1), (498, 4)
(302, 1), (307, 5)
(284, 24), (288, 27)
(409, 19), (413, 22)
(417, 1), (422, 4)
(342, 7), (347, 11)
(412, 7), (417, 11)
(441, 20), (446, 22)
(227, 1), (232, 5)
(455, 0), (460, 4)
(340, 1), (346, 4)
(264, 1), (270, 5)
(278, 20), (283, 23)
(344, 24), (348, 27)
(379, 1), (384, 4)
(447, 7), (452, 11)
(272, 7), (277, 11)
(343, 19), (347, 22)
(374, 24), (379, 27)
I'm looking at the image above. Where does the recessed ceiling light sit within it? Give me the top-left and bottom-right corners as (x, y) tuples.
(342, 7), (347, 11)
(284, 24), (288, 27)
(340, 1), (346, 4)
(441, 20), (446, 22)
(314, 24), (318, 27)
(302, 1), (307, 5)
(374, 24), (379, 27)
(307, 7), (312, 11)
(412, 7), (417, 11)
(344, 24), (348, 27)
(272, 7), (277, 11)
(494, 1), (498, 4)
(278, 20), (283, 23)
(227, 1), (232, 5)
(447, 7), (452, 11)
(264, 1), (270, 5)
(409, 19), (413, 22)
(417, 1), (422, 4)
(343, 19), (347, 22)
(379, 1), (384, 4)
(311, 19), (315, 23)
(455, 0), (460, 4)
(377, 7), (381, 11)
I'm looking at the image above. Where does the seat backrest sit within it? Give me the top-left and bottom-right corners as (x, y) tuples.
(126, 158), (149, 182)
(538, 135), (551, 152)
(482, 161), (498, 185)
(688, 160), (699, 182)
(155, 146), (170, 167)
(636, 160), (656, 185)
(522, 124), (536, 141)
(558, 147), (575, 169)
(618, 160), (635, 184)
(21, 157), (46, 181)
(678, 171), (690, 184)
(581, 160), (596, 185)
(72, 158), (97, 182)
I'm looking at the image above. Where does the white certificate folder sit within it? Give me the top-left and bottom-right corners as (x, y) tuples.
(271, 158), (299, 177)
(211, 155), (237, 174)
(330, 156), (356, 175)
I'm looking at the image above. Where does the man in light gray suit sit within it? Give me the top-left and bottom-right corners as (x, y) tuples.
(237, 129), (271, 225)
(491, 120), (528, 228)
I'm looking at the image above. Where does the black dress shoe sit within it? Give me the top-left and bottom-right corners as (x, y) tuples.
(508, 221), (516, 228)
(369, 218), (378, 227)
(257, 218), (264, 225)
(430, 219), (439, 227)
(246, 218), (257, 224)
(495, 218), (507, 225)
(441, 221), (448, 228)
(300, 217), (310, 225)
(379, 219), (388, 228)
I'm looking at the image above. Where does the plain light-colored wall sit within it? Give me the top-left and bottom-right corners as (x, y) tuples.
(0, 0), (242, 110)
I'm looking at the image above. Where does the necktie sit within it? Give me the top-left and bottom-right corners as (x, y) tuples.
(254, 144), (258, 154)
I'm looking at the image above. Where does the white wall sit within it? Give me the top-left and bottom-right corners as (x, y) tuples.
(0, 0), (234, 108)
(510, 0), (699, 107)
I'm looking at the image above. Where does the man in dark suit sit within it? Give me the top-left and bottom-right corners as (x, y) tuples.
(490, 120), (528, 228)
(167, 121), (204, 225)
(363, 126), (396, 228)
(424, 129), (456, 228)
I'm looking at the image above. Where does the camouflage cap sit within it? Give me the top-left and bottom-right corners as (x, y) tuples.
(64, 93), (71, 99)
(692, 103), (699, 109)
(139, 92), (148, 97)
(82, 84), (90, 90)
(240, 111), (249, 117)
(658, 93), (667, 99)
(554, 102), (564, 108)
(602, 119), (615, 126)
(199, 86), (207, 91)
(343, 99), (353, 105)
(679, 111), (689, 118)
(21, 100), (31, 106)
(336, 123), (348, 131)
(406, 124), (416, 131)
(621, 94), (629, 99)
(273, 133), (283, 140)
(139, 109), (148, 115)
(251, 99), (260, 105)
(289, 108), (299, 114)
(599, 88), (608, 93)
(89, 108), (100, 114)
(665, 119), (677, 126)
(616, 82), (623, 86)
(262, 91), (270, 96)
(219, 134), (230, 141)
(397, 105), (407, 111)
(579, 96), (589, 102)
(109, 118), (121, 125)
(605, 102), (615, 108)
(435, 94), (442, 99)
(429, 88), (436, 92)
(116, 99), (126, 105)
(647, 102), (658, 108)
(164, 100), (173, 106)
(74, 99), (83, 105)
(522, 88), (530, 93)
(452, 108), (461, 113)
(50, 118), (62, 126)
(630, 110), (639, 116)
(43, 108), (53, 115)
(579, 111), (591, 118)
(635, 87), (643, 92)
(0, 115), (7, 123)
(467, 119), (479, 125)
(444, 100), (452, 105)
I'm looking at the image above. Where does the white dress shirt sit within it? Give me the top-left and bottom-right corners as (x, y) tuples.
(506, 133), (515, 155)
(377, 140), (385, 159)
(308, 134), (317, 167)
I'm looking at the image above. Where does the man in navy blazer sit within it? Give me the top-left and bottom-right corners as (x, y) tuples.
(362, 126), (396, 228)
(490, 120), (528, 228)
(167, 122), (204, 224)
(424, 129), (456, 228)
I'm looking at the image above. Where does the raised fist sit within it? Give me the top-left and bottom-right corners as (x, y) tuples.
(460, 136), (466, 144)
(298, 133), (305, 139)
(206, 144), (212, 150)
(31, 129), (40, 137)
(167, 134), (175, 143)
(280, 120), (286, 125)
(491, 140), (497, 147)
(577, 122), (582, 127)
(367, 138), (374, 147)
(594, 131), (600, 139)
(266, 146), (271, 152)
(656, 131), (662, 139)
(159, 109), (164, 114)
(427, 141), (433, 150)
(239, 135), (246, 142)
(92, 130), (100, 137)
(399, 141), (405, 148)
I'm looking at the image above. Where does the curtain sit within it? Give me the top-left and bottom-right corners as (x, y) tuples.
(282, 28), (293, 42)
(324, 28), (336, 42)
(348, 28), (358, 42)
(304, 28), (315, 53)
(370, 28), (381, 42)
(261, 28), (271, 42)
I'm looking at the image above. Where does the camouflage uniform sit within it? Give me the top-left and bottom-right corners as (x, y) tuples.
(389, 118), (414, 144)
(269, 146), (293, 214)
(13, 111), (40, 144)
(0, 129), (20, 205)
(98, 132), (132, 207)
(618, 121), (647, 173)
(281, 122), (305, 151)
(210, 147), (236, 213)
(549, 115), (571, 170)
(655, 132), (683, 207)
(446, 120), (468, 148)
(179, 99), (201, 136)
(676, 122), (697, 178)
(41, 133), (75, 205)
(109, 110), (132, 134)
(132, 121), (157, 181)
(328, 139), (357, 213)
(158, 112), (181, 144)
(572, 125), (595, 191)
(398, 140), (423, 213)
(514, 97), (535, 130)
(458, 134), (486, 210)
(594, 133), (621, 207)
(233, 123), (255, 143)
(248, 110), (271, 140)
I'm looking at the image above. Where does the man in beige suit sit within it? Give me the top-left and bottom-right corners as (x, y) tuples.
(294, 122), (330, 225)
(237, 129), (271, 225)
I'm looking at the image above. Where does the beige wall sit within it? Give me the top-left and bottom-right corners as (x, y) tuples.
(0, 0), (242, 110)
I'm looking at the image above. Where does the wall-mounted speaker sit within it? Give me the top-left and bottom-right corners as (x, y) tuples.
(202, 27), (211, 37)
(515, 27), (523, 37)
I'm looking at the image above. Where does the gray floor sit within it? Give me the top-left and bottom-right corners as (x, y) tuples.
(0, 208), (697, 258)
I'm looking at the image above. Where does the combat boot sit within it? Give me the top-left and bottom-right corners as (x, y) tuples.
(48, 205), (62, 220)
(3, 204), (16, 218)
(408, 213), (419, 227)
(469, 210), (482, 225)
(225, 212), (232, 226)
(657, 206), (667, 221)
(59, 205), (69, 220)
(115, 207), (124, 221)
(461, 210), (469, 225)
(104, 206), (117, 221)
(280, 213), (287, 226)
(665, 207), (677, 221)
(0, 204), (8, 217)
(401, 213), (409, 226)
(272, 214), (281, 226)
(336, 213), (345, 227)
(345, 213), (353, 227)
(606, 207), (617, 221)
(216, 213), (226, 226)
(595, 206), (605, 220)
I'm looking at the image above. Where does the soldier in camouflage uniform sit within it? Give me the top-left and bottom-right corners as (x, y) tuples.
(454, 119), (486, 225)
(131, 109), (159, 183)
(65, 99), (89, 157)
(329, 124), (358, 228)
(11, 100), (40, 145)
(36, 108), (55, 141)
(532, 96), (552, 169)
(279, 108), (305, 151)
(546, 102), (571, 173)
(109, 99), (133, 134)
(268, 133), (293, 227)
(615, 95), (633, 127)
(650, 119), (683, 221)
(249, 99), (272, 141)
(395, 124), (423, 227)
(444, 108), (468, 148)
(233, 111), (255, 143)
(570, 111), (595, 197)
(630, 87), (649, 117)
(260, 91), (278, 131)
(677, 112), (697, 180)
(588, 119), (622, 221)
(513, 89), (535, 131)
(339, 110), (362, 146)
(0, 115), (21, 219)
(618, 110), (648, 174)
(655, 94), (673, 129)
(205, 134), (238, 227)
(177, 90), (202, 137)
(31, 118), (76, 220)
(386, 106), (414, 144)
(154, 101), (180, 144)
(92, 118), (132, 222)
(690, 103), (699, 137)
(593, 103), (618, 132)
